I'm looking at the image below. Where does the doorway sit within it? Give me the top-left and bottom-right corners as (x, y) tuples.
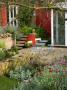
(53, 10), (65, 45)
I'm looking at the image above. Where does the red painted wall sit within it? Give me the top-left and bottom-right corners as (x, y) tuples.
(36, 9), (51, 35)
(1, 4), (7, 28)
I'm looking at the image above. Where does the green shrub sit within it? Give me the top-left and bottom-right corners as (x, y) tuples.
(20, 26), (32, 35)
(12, 69), (67, 90)
(11, 46), (18, 54)
(0, 26), (4, 34)
(11, 58), (67, 90)
(24, 41), (32, 48)
(32, 25), (50, 40)
(0, 40), (5, 48)
(0, 49), (6, 60)
(35, 27), (45, 40)
(6, 26), (14, 34)
(19, 25), (48, 40)
(5, 47), (18, 58)
(5, 50), (13, 58)
(0, 46), (18, 60)
(6, 26), (16, 40)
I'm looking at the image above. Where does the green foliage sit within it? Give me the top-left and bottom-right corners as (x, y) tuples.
(11, 58), (67, 90)
(20, 26), (32, 35)
(24, 42), (32, 48)
(6, 26), (14, 34)
(0, 26), (4, 34)
(5, 47), (18, 58)
(33, 26), (50, 40)
(9, 65), (35, 81)
(14, 72), (67, 90)
(6, 26), (16, 40)
(0, 49), (6, 60)
(0, 40), (5, 48)
(0, 47), (18, 60)
(18, 5), (33, 27)
(12, 68), (67, 90)
(20, 25), (45, 39)
(35, 27), (45, 40)
(11, 46), (18, 54)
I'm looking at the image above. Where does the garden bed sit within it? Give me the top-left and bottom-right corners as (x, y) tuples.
(9, 50), (67, 90)
(0, 47), (67, 75)
(0, 47), (67, 90)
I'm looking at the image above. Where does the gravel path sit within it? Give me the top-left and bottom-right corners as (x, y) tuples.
(13, 47), (67, 65)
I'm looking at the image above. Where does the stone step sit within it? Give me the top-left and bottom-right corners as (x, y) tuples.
(17, 47), (23, 50)
(35, 40), (48, 47)
(17, 41), (26, 44)
(16, 36), (27, 49)
(36, 43), (45, 47)
(17, 38), (27, 41)
(38, 40), (48, 43)
(16, 43), (25, 46)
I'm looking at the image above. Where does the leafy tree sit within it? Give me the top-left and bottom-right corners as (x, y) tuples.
(17, 0), (34, 27)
